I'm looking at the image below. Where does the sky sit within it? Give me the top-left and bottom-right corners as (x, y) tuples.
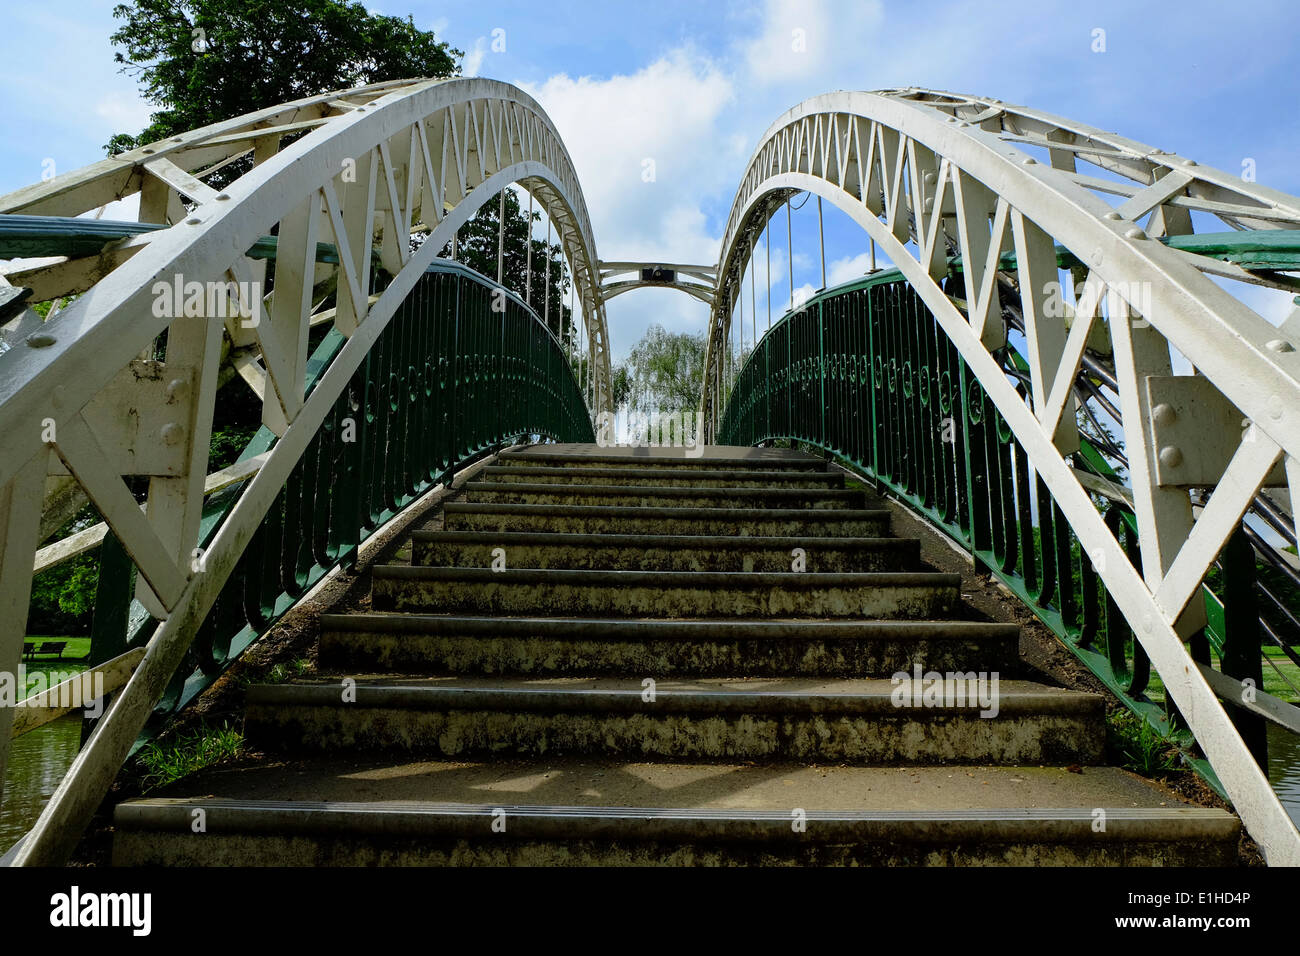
(2, 0), (1300, 360)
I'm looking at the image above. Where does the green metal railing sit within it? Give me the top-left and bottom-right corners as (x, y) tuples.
(87, 258), (593, 740)
(718, 269), (1299, 786)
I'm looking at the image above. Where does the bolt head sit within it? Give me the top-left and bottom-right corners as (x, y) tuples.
(1158, 445), (1183, 468)
(160, 423), (184, 446)
(1152, 403), (1177, 427)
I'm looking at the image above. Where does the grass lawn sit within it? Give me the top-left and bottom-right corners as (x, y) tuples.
(21, 636), (91, 662)
(1143, 648), (1300, 705)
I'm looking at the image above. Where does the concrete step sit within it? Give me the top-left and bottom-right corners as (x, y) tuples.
(498, 445), (830, 472)
(113, 757), (1238, 865)
(318, 614), (1022, 677)
(242, 677), (1104, 765)
(410, 530), (918, 572)
(481, 464), (848, 489)
(442, 503), (890, 537)
(462, 481), (868, 510)
(371, 567), (959, 619)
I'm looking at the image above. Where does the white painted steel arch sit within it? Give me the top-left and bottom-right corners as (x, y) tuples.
(703, 88), (1300, 864)
(599, 261), (717, 307)
(0, 77), (612, 864)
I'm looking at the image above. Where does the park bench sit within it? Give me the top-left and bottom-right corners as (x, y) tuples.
(22, 640), (68, 661)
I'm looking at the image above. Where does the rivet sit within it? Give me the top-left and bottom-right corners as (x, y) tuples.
(26, 332), (56, 348)
(215, 193), (231, 201)
(1103, 211), (1121, 220)
(186, 216), (201, 225)
(1183, 158), (1198, 166)
(1125, 226), (1146, 239)
(1269, 395), (1284, 420)
(1265, 338), (1295, 353)
(166, 378), (189, 402)
(160, 423), (184, 445)
(1158, 445), (1183, 468)
(1152, 403), (1176, 427)
(1022, 157), (1037, 165)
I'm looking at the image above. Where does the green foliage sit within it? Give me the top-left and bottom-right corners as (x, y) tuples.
(623, 324), (707, 415)
(609, 364), (632, 410)
(27, 503), (103, 635)
(135, 721), (244, 791)
(430, 189), (575, 341)
(208, 423), (259, 471)
(264, 658), (312, 684)
(1106, 709), (1181, 776)
(107, 0), (460, 156)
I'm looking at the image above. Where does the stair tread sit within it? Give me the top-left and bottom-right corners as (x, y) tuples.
(113, 757), (1224, 822)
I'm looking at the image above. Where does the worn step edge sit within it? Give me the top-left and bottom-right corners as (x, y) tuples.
(371, 566), (958, 590)
(409, 530), (915, 552)
(114, 798), (1238, 845)
(318, 613), (1017, 642)
(246, 680), (1100, 717)
(465, 482), (867, 502)
(481, 465), (847, 485)
(497, 451), (829, 471)
(444, 503), (887, 522)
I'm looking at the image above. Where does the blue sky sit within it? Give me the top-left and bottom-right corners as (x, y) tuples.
(2, 0), (1299, 358)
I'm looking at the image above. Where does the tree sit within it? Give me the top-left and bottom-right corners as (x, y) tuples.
(431, 189), (576, 342)
(624, 324), (707, 414)
(107, 0), (461, 155)
(107, 2), (578, 346)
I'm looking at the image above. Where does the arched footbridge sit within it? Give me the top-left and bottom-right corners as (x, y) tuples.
(0, 81), (1298, 866)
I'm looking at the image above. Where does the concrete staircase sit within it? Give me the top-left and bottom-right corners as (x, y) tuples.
(112, 444), (1239, 866)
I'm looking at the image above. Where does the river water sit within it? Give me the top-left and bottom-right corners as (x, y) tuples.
(1268, 723), (1300, 827)
(1, 715), (82, 852)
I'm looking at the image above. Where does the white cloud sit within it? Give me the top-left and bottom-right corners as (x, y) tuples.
(94, 93), (153, 138)
(740, 0), (886, 88)
(828, 252), (871, 286)
(462, 37), (488, 78)
(522, 50), (740, 353)
(791, 283), (816, 308)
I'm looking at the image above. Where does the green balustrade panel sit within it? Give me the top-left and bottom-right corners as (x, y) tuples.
(90, 259), (592, 744)
(719, 270), (1297, 790)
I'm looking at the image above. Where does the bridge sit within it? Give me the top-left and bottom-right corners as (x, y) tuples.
(1, 77), (1299, 866)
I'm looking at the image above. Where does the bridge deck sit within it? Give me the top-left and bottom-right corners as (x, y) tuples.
(110, 444), (1239, 866)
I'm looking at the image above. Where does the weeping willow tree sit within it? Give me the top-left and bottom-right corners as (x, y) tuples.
(624, 324), (707, 415)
